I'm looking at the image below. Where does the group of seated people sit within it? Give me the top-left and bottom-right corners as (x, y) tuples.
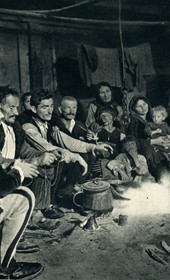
(1, 82), (170, 279)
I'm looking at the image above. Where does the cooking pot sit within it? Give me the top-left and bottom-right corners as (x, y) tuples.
(73, 179), (113, 213)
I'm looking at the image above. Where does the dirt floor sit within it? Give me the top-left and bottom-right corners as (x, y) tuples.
(17, 180), (170, 280)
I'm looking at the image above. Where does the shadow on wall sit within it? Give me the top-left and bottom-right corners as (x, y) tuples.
(55, 57), (124, 123)
(56, 57), (94, 123)
(146, 75), (170, 107)
(56, 57), (92, 98)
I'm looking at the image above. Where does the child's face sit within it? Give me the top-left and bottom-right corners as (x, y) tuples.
(100, 112), (114, 126)
(23, 95), (31, 110)
(152, 111), (164, 124)
(123, 141), (137, 155)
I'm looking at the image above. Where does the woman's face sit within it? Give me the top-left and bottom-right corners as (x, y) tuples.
(134, 99), (149, 116)
(99, 86), (112, 103)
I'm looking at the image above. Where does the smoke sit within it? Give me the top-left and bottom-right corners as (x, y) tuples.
(115, 172), (170, 216)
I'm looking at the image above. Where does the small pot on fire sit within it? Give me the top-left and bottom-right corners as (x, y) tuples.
(73, 179), (113, 215)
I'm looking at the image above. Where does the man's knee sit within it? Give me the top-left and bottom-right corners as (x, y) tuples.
(13, 186), (35, 213)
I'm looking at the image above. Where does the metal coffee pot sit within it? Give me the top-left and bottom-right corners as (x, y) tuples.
(73, 179), (113, 213)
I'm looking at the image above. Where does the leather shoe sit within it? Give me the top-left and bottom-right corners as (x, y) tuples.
(16, 239), (39, 253)
(27, 218), (61, 231)
(0, 261), (43, 279)
(37, 219), (61, 231)
(42, 205), (64, 219)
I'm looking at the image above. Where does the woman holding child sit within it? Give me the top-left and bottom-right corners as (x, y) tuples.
(127, 95), (170, 180)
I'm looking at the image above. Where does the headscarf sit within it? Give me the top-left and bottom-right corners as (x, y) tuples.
(128, 95), (152, 123)
(92, 82), (119, 121)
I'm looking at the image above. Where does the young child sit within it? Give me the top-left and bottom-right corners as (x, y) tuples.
(144, 105), (170, 154)
(87, 107), (125, 178)
(107, 136), (153, 183)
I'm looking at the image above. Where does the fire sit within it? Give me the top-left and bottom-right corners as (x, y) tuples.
(113, 172), (170, 216)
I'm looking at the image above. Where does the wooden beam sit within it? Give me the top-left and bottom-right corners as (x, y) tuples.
(30, 0), (100, 14)
(51, 15), (170, 27)
(0, 8), (170, 28)
(0, 9), (169, 35)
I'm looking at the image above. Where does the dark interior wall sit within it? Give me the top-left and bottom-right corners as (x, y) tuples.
(31, 33), (54, 90)
(0, 21), (170, 118)
(0, 31), (20, 90)
(146, 29), (170, 107)
(54, 26), (170, 110)
(0, 28), (55, 93)
(54, 29), (126, 108)
(19, 33), (30, 92)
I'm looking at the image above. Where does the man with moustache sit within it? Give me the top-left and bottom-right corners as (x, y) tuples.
(56, 96), (94, 196)
(0, 87), (56, 166)
(57, 96), (87, 140)
(0, 87), (47, 279)
(22, 90), (89, 215)
(0, 86), (60, 230)
(22, 89), (113, 207)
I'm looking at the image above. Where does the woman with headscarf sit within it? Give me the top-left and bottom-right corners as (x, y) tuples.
(85, 82), (123, 129)
(127, 95), (169, 180)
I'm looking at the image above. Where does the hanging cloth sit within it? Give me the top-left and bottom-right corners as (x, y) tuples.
(78, 44), (122, 87)
(124, 43), (155, 91)
(77, 43), (155, 91)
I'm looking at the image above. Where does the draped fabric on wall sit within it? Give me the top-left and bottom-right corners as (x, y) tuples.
(78, 43), (155, 92)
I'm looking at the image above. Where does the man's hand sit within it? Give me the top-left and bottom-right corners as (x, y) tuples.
(36, 152), (57, 166)
(13, 159), (39, 179)
(86, 129), (99, 142)
(74, 154), (88, 176)
(59, 149), (88, 175)
(58, 149), (76, 163)
(94, 143), (113, 155)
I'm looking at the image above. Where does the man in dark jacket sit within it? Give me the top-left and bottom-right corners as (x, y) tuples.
(0, 160), (44, 279)
(57, 96), (87, 140)
(56, 96), (94, 194)
(0, 86), (59, 229)
(22, 89), (112, 206)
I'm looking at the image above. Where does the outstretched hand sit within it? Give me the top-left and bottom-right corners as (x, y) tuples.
(76, 155), (88, 176)
(58, 149), (88, 176)
(94, 143), (113, 155)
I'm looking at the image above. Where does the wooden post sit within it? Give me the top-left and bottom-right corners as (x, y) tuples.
(27, 22), (34, 91)
(51, 33), (57, 92)
(16, 30), (22, 94)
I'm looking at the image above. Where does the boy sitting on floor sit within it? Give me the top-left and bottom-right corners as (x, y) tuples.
(107, 136), (154, 183)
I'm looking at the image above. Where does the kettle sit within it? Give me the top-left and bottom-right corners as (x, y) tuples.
(73, 179), (113, 214)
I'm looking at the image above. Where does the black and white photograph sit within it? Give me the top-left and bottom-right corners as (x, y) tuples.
(1, 1), (170, 279)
